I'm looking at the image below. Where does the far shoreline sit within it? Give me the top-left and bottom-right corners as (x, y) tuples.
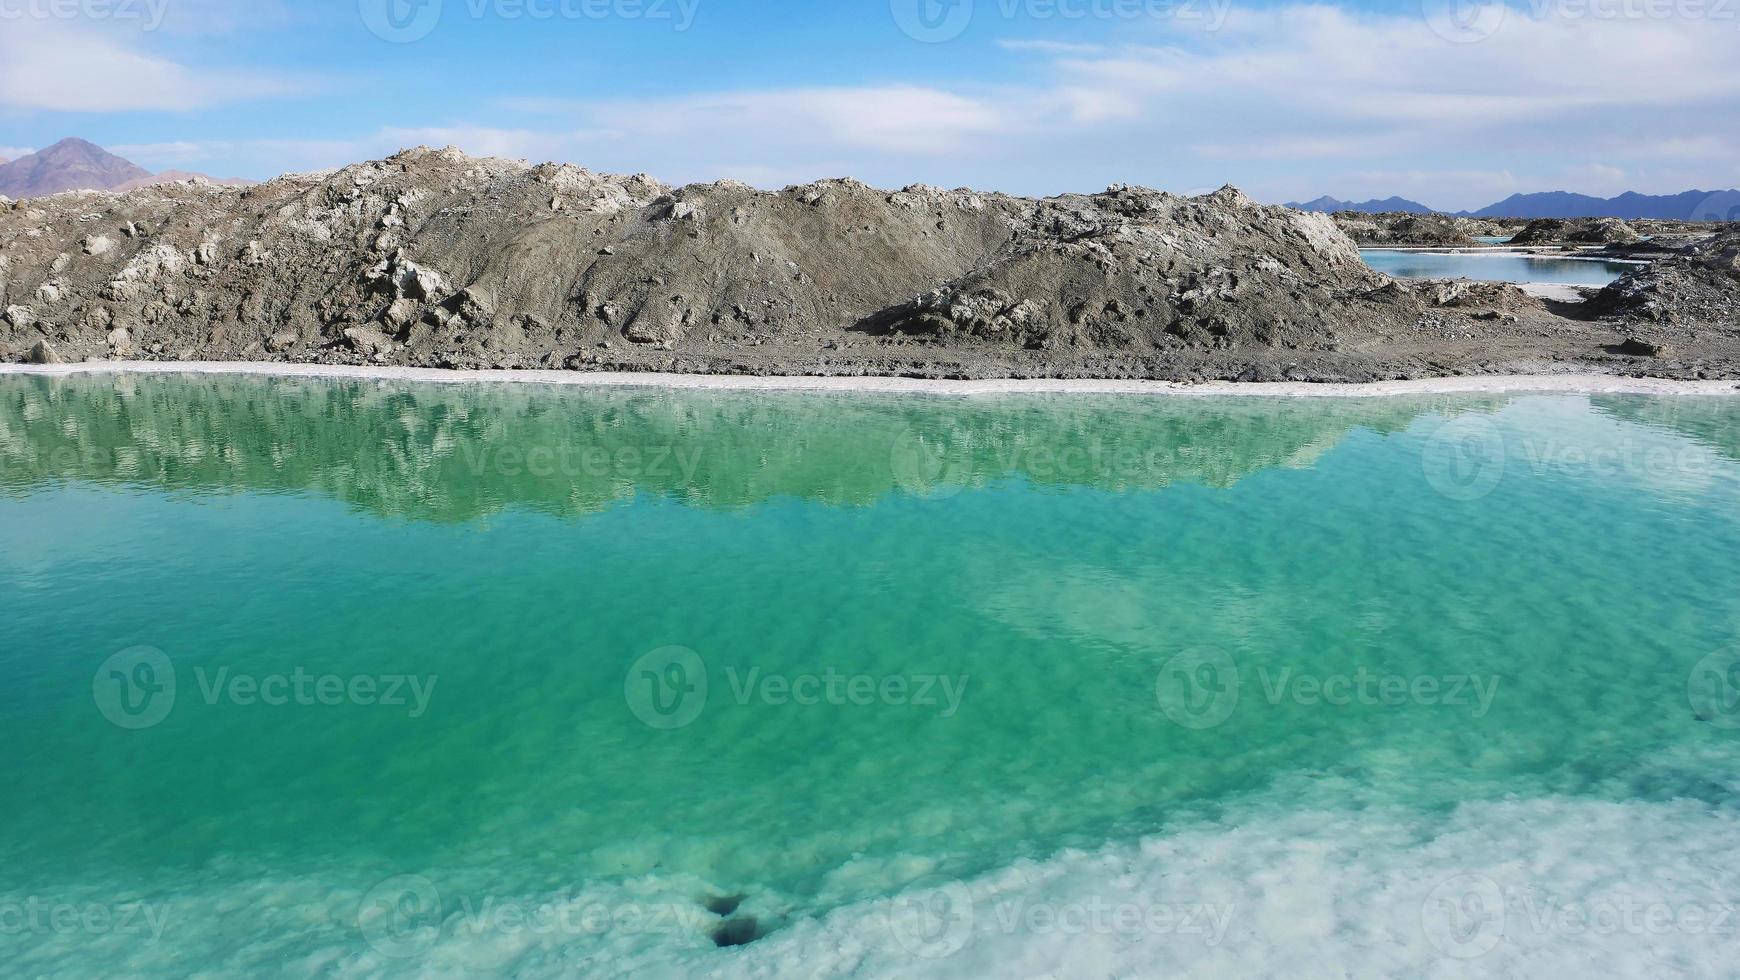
(4, 360), (1738, 398)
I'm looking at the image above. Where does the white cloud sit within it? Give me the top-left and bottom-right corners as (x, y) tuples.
(494, 6), (1740, 203)
(996, 39), (1110, 55)
(62, 3), (1740, 208)
(512, 85), (1011, 156)
(0, 18), (302, 112)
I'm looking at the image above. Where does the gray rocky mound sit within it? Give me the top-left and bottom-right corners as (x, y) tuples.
(1510, 217), (1642, 246)
(1330, 211), (1481, 247)
(4, 146), (1733, 380)
(0, 147), (1542, 380)
(1593, 229), (1740, 327)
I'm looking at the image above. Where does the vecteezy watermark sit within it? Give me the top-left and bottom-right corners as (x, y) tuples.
(1693, 190), (1740, 224)
(0, 898), (172, 943)
(358, 875), (443, 959)
(1422, 874), (1740, 960)
(1512, 892), (1740, 938)
(623, 647), (969, 729)
(1689, 649), (1740, 728)
(885, 874), (1235, 961)
(92, 648), (438, 730)
(1423, 874), (1507, 959)
(889, 428), (972, 500)
(93, 646), (177, 731)
(1155, 647), (1241, 730)
(724, 667), (968, 718)
(887, 875), (977, 958)
(0, 0), (168, 30)
(1157, 649), (1501, 729)
(891, 0), (1231, 42)
(1422, 416), (1714, 502)
(1521, 0), (1740, 20)
(360, 0), (701, 43)
(452, 443), (704, 481)
(889, 428), (1271, 500)
(1256, 666), (1501, 719)
(1422, 0), (1509, 43)
(357, 874), (727, 959)
(1421, 416), (1507, 501)
(624, 646), (709, 730)
(1426, 0), (1739, 44)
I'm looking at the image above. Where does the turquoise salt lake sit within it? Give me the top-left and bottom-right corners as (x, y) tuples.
(1360, 248), (1639, 286)
(4, 373), (1740, 977)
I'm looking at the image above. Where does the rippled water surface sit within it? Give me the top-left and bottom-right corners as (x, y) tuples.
(3, 375), (1740, 977)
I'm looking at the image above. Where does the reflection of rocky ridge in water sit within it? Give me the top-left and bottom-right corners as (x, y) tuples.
(1589, 395), (1740, 466)
(0, 374), (1499, 521)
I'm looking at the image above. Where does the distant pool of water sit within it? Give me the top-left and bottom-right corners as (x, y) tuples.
(1475, 236), (1513, 245)
(1361, 248), (1637, 286)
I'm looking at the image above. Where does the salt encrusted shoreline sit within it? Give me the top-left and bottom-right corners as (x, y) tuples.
(4, 360), (1738, 398)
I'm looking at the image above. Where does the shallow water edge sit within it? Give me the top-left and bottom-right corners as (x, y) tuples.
(5, 361), (1739, 398)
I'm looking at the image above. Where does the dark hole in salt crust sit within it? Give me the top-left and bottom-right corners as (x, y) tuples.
(704, 894), (745, 917)
(712, 917), (761, 948)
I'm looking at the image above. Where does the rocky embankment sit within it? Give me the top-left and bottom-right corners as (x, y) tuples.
(0, 147), (1735, 381)
(1592, 230), (1740, 332)
(1509, 217), (1643, 246)
(1329, 211), (1511, 246)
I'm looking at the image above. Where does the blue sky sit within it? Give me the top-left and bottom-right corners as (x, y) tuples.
(1, 0), (1737, 209)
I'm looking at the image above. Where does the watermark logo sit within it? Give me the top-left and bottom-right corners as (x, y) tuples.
(93, 646), (176, 730)
(725, 667), (969, 717)
(1513, 892), (1740, 938)
(1422, 416), (1506, 502)
(625, 645), (709, 729)
(1692, 190), (1740, 224)
(1257, 667), (1501, 718)
(1689, 650), (1740, 729)
(1423, 0), (1508, 42)
(893, 0), (1232, 39)
(884, 875), (1236, 960)
(1425, 0), (1739, 43)
(0, 0), (169, 31)
(362, 0), (700, 41)
(360, 0), (444, 42)
(888, 875), (976, 958)
(94, 649), (436, 729)
(891, 0), (975, 42)
(1157, 653), (1501, 728)
(624, 648), (969, 728)
(0, 897), (172, 943)
(357, 878), (732, 955)
(889, 428), (970, 499)
(1423, 873), (1506, 959)
(1155, 647), (1240, 730)
(358, 875), (444, 959)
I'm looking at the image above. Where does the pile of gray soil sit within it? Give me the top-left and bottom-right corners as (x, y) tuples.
(1331, 211), (1479, 246)
(1510, 217), (1642, 246)
(0, 147), (1733, 380)
(1593, 229), (1740, 329)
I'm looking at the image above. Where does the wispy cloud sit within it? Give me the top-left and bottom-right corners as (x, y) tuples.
(996, 39), (1110, 55)
(509, 85), (1012, 156)
(57, 3), (1740, 208)
(0, 18), (306, 112)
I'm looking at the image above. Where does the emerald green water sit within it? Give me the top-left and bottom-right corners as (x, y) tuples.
(3, 375), (1740, 977)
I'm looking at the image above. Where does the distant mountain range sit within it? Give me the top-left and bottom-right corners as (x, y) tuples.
(1287, 195), (1436, 215)
(0, 138), (253, 199)
(1463, 190), (1739, 220)
(1288, 189), (1740, 221)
